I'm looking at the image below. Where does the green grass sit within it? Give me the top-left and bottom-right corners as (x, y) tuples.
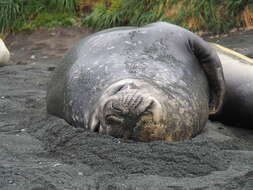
(83, 0), (171, 30)
(0, 0), (77, 34)
(83, 0), (253, 34)
(0, 0), (21, 33)
(16, 13), (77, 32)
(1, 0), (253, 34)
(47, 0), (77, 12)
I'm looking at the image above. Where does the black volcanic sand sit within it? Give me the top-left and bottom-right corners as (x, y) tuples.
(1, 27), (253, 190)
(205, 29), (253, 58)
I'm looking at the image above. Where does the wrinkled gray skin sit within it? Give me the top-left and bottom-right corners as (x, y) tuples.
(47, 22), (225, 141)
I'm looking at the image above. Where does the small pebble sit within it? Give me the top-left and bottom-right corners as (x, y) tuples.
(78, 172), (83, 176)
(53, 163), (62, 167)
(16, 61), (28, 65)
(48, 67), (56, 71)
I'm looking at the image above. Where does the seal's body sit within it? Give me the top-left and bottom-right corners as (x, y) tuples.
(47, 22), (225, 141)
(0, 38), (10, 66)
(211, 51), (253, 127)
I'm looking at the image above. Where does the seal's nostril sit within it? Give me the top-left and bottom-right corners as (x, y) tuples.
(111, 85), (125, 95)
(115, 85), (125, 93)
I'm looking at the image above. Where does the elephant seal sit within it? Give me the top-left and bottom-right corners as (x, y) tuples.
(47, 22), (225, 142)
(0, 38), (10, 66)
(210, 47), (253, 127)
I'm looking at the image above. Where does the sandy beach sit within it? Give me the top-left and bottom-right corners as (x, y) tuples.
(1, 27), (253, 190)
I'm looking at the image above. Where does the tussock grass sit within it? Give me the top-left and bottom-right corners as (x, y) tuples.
(1, 0), (253, 34)
(83, 0), (170, 30)
(243, 4), (253, 27)
(0, 0), (77, 33)
(83, 0), (253, 33)
(0, 0), (21, 33)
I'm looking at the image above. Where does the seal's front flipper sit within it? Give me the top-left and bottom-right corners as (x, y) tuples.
(188, 35), (226, 114)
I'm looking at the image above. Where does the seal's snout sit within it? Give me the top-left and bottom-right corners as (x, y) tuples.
(108, 92), (152, 114)
(113, 91), (144, 115)
(89, 79), (168, 140)
(101, 91), (166, 141)
(103, 91), (162, 128)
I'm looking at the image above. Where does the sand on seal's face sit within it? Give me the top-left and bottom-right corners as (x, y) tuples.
(0, 38), (10, 65)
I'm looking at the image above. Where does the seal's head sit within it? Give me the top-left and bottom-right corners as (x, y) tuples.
(88, 79), (173, 142)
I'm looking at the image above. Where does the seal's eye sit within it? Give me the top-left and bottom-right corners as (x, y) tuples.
(105, 115), (123, 125)
(112, 85), (125, 95)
